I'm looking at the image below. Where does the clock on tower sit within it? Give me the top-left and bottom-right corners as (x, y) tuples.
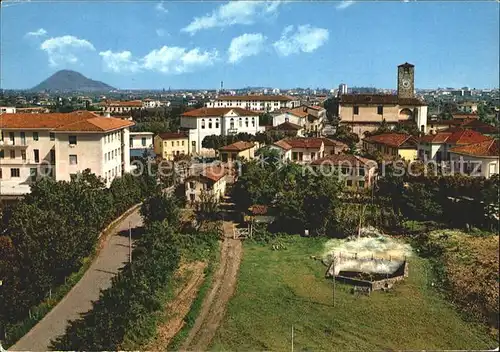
(397, 62), (415, 99)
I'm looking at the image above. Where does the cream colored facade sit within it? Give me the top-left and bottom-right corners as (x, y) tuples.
(363, 140), (417, 161)
(153, 133), (190, 160)
(449, 153), (499, 178)
(206, 96), (300, 112)
(0, 127), (131, 195)
(220, 145), (256, 163)
(184, 175), (227, 203)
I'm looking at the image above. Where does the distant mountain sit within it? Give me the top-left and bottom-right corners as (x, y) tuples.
(31, 70), (115, 92)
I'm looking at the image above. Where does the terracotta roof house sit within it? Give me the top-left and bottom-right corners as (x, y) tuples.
(219, 141), (256, 163)
(269, 137), (345, 163)
(311, 154), (378, 189)
(154, 132), (190, 160)
(417, 128), (492, 162)
(449, 139), (499, 178)
(362, 133), (418, 161)
(184, 165), (227, 204)
(206, 95), (300, 112)
(0, 111), (134, 195)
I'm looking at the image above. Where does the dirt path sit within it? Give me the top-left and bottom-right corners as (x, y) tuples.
(144, 261), (207, 351)
(180, 221), (242, 351)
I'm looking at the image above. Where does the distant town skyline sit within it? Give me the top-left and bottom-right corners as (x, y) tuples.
(1, 1), (498, 90)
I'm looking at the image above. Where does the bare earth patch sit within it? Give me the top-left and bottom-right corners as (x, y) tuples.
(180, 221), (243, 351)
(145, 261), (207, 351)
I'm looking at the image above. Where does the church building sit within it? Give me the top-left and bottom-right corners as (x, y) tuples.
(334, 63), (428, 138)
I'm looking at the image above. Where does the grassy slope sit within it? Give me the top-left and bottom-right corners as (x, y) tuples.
(211, 237), (496, 351)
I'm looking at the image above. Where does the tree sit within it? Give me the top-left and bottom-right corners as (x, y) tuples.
(331, 124), (359, 148)
(140, 193), (180, 230)
(193, 190), (221, 227)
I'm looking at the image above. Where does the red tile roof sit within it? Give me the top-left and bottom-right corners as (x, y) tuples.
(452, 113), (479, 119)
(281, 137), (324, 149)
(101, 100), (143, 107)
(0, 111), (134, 132)
(219, 141), (255, 152)
(273, 140), (292, 150)
(363, 133), (416, 148)
(248, 205), (268, 215)
(202, 165), (226, 182)
(215, 95), (295, 102)
(271, 121), (303, 131)
(157, 132), (188, 140)
(339, 94), (426, 106)
(182, 107), (257, 117)
(320, 137), (348, 149)
(446, 129), (491, 145)
(419, 132), (453, 144)
(311, 154), (376, 166)
(449, 139), (499, 158)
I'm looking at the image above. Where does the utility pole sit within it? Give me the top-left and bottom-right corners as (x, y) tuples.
(332, 257), (336, 308)
(291, 325), (294, 352)
(129, 221), (132, 264)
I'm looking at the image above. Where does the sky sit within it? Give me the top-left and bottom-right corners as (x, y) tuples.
(1, 0), (499, 90)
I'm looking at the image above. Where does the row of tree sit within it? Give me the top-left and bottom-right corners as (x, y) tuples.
(201, 131), (294, 151)
(0, 165), (158, 342)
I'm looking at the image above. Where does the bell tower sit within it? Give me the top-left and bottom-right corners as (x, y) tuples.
(397, 62), (415, 99)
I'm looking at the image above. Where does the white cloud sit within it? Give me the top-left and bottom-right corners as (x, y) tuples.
(181, 0), (282, 35)
(336, 1), (355, 10)
(99, 50), (140, 73)
(25, 28), (47, 37)
(40, 35), (95, 67)
(273, 25), (329, 57)
(228, 33), (266, 64)
(155, 2), (168, 14)
(142, 46), (219, 74)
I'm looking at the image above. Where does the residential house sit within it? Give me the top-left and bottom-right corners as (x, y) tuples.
(129, 132), (155, 161)
(0, 107), (16, 114)
(427, 118), (497, 136)
(0, 111), (133, 196)
(270, 137), (347, 163)
(269, 121), (305, 137)
(219, 141), (256, 163)
(272, 105), (326, 136)
(363, 133), (418, 161)
(180, 107), (260, 155)
(142, 99), (163, 109)
(417, 128), (492, 162)
(100, 100), (143, 113)
(311, 154), (378, 189)
(206, 95), (300, 112)
(184, 165), (227, 204)
(449, 139), (499, 178)
(153, 132), (189, 160)
(457, 101), (479, 113)
(334, 63), (428, 138)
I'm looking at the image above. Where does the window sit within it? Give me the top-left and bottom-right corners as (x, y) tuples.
(9, 150), (15, 159)
(353, 106), (359, 115)
(20, 132), (26, 145)
(69, 154), (77, 165)
(346, 180), (353, 187)
(177, 141), (180, 146)
(190, 194), (196, 202)
(9, 132), (15, 144)
(311, 152), (316, 160)
(245, 118), (249, 127)
(298, 152), (303, 161)
(69, 135), (77, 145)
(182, 141), (185, 146)
(141, 137), (146, 146)
(0, 150), (3, 159)
(11, 168), (20, 177)
(358, 168), (365, 176)
(239, 118), (243, 127)
(230, 118), (235, 129)
(30, 168), (37, 182)
(34, 149), (39, 163)
(50, 133), (55, 141)
(377, 106), (383, 115)
(0, 169), (2, 179)
(189, 181), (196, 189)
(33, 132), (39, 141)
(215, 120), (219, 129)
(252, 118), (255, 127)
(50, 149), (55, 163)
(105, 171), (108, 180)
(209, 119), (213, 129)
(21, 150), (26, 161)
(201, 119), (206, 129)
(105, 153), (108, 162)
(285, 117), (289, 122)
(292, 152), (298, 160)
(358, 180), (365, 188)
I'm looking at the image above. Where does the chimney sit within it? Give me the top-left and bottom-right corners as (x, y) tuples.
(104, 112), (111, 118)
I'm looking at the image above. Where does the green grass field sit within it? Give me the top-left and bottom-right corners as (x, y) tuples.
(211, 236), (497, 351)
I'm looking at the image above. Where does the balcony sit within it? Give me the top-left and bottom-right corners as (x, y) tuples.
(227, 128), (238, 135)
(0, 140), (29, 149)
(1, 158), (36, 165)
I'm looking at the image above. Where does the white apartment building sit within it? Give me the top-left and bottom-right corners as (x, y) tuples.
(129, 132), (154, 149)
(180, 107), (261, 154)
(205, 95), (300, 112)
(0, 111), (134, 196)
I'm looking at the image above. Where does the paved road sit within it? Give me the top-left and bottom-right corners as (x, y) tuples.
(10, 208), (143, 351)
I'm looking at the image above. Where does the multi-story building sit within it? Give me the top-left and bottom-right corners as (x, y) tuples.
(129, 132), (155, 161)
(184, 165), (227, 204)
(0, 111), (133, 196)
(272, 105), (326, 136)
(219, 141), (256, 163)
(180, 107), (261, 155)
(0, 107), (16, 114)
(153, 132), (190, 160)
(334, 63), (428, 139)
(449, 139), (499, 178)
(205, 95), (300, 112)
(270, 137), (347, 163)
(100, 100), (143, 113)
(417, 128), (491, 162)
(362, 133), (418, 161)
